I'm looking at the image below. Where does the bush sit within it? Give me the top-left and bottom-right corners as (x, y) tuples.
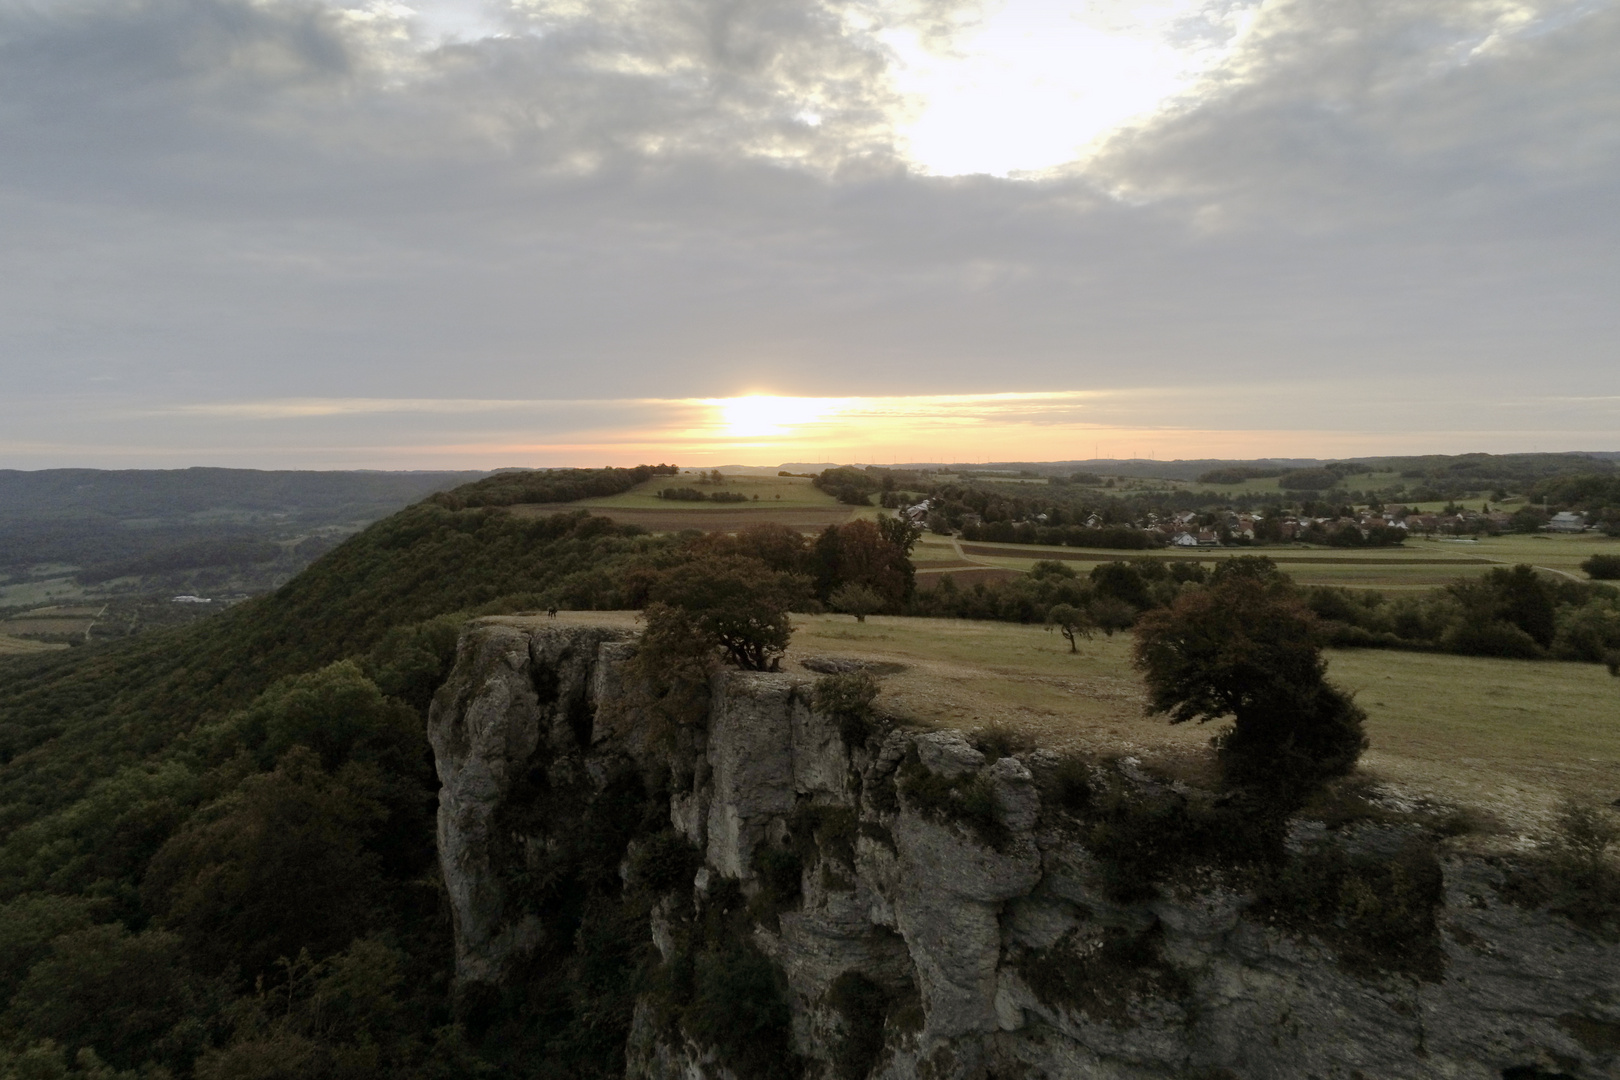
(1582, 554), (1620, 580)
(1441, 619), (1543, 659)
(898, 762), (1003, 849)
(825, 972), (889, 1080)
(1258, 837), (1445, 980)
(683, 946), (798, 1080)
(812, 671), (880, 747)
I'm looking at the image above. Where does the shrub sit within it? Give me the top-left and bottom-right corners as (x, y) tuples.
(683, 945), (798, 1080)
(898, 761), (1003, 849)
(825, 971), (890, 1080)
(812, 671), (880, 748)
(1017, 923), (1190, 1028)
(1441, 619), (1543, 659)
(1582, 553), (1620, 580)
(1258, 836), (1446, 980)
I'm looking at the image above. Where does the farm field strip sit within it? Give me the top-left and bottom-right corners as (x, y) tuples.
(960, 543), (1489, 566)
(508, 504), (859, 532)
(0, 633), (70, 655)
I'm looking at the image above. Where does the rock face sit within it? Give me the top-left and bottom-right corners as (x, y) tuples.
(429, 618), (1620, 1080)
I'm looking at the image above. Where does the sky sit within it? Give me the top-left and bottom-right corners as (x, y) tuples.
(2, 0), (1617, 469)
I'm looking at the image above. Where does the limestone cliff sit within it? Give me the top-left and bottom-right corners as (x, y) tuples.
(428, 618), (1620, 1080)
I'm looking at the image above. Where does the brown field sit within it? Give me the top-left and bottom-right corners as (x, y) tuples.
(2, 618), (94, 635)
(914, 568), (1025, 589)
(508, 503), (858, 533)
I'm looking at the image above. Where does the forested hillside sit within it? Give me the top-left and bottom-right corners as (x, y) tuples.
(0, 471), (686, 1077)
(0, 468), (922, 1078)
(0, 469), (499, 627)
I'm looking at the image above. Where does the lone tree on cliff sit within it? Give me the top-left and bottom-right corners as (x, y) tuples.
(1132, 557), (1367, 800)
(646, 555), (808, 671)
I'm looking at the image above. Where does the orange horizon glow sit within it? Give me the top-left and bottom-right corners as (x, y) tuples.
(50, 389), (1610, 471)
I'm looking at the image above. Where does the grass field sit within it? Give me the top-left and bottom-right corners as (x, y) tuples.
(913, 531), (1620, 591)
(0, 633), (70, 655)
(507, 473), (879, 533)
(782, 614), (1620, 837)
(508, 611), (1618, 839)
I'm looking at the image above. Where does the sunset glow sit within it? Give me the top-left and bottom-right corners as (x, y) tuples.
(41, 387), (1612, 469)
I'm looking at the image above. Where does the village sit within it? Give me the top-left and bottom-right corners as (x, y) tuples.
(902, 496), (1596, 548)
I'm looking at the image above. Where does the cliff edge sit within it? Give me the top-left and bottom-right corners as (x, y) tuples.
(428, 616), (1620, 1080)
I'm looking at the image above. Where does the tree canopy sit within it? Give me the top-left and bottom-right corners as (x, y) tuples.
(1133, 558), (1367, 799)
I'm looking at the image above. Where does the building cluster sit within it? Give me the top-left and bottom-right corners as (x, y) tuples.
(905, 498), (1593, 546)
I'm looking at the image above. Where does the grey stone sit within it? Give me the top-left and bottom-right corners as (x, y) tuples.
(430, 617), (1620, 1080)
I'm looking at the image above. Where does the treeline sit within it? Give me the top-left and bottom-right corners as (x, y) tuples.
(812, 466), (930, 507)
(909, 558), (1620, 666)
(658, 488), (748, 503)
(959, 521), (1159, 550)
(74, 536), (282, 584)
(429, 464), (679, 510)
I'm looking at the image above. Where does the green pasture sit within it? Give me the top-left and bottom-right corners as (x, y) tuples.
(574, 473), (842, 510)
(936, 531), (1619, 590)
(785, 613), (1620, 831)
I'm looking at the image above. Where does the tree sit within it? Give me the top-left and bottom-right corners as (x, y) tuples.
(647, 556), (807, 671)
(141, 747), (386, 978)
(811, 520), (913, 607)
(1045, 604), (1094, 653)
(1089, 597), (1137, 636)
(1582, 553), (1620, 581)
(1132, 567), (1367, 800)
(829, 583), (886, 623)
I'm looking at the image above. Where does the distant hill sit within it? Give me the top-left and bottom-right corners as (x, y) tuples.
(0, 468), (488, 593)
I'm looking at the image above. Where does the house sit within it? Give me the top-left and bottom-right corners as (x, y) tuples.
(1172, 532), (1200, 547)
(1548, 511), (1587, 533)
(902, 500), (931, 524)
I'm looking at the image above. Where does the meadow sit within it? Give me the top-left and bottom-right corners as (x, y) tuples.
(509, 472), (879, 532)
(910, 530), (1618, 591)
(783, 613), (1620, 836)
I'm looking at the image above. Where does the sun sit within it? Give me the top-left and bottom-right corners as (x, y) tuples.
(716, 395), (839, 439)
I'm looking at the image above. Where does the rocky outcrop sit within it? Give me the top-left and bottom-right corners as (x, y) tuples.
(429, 617), (1620, 1080)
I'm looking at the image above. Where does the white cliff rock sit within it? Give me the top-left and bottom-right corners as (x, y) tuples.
(430, 617), (1620, 1080)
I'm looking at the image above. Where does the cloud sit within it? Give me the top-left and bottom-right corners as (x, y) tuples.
(0, 0), (1616, 465)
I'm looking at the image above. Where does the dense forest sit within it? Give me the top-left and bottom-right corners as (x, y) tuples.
(0, 469), (919, 1079)
(0, 469), (489, 602)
